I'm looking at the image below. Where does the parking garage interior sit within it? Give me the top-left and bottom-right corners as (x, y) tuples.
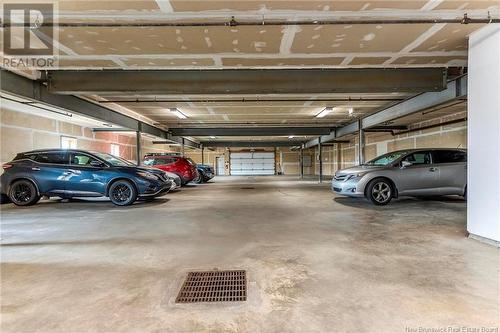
(0, 1), (499, 332)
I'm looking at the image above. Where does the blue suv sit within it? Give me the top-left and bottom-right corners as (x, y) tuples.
(1, 149), (173, 206)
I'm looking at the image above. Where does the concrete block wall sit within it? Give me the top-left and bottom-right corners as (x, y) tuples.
(302, 111), (467, 177)
(315, 111), (467, 176)
(0, 107), (177, 170)
(1, 105), (466, 178)
(185, 148), (225, 168)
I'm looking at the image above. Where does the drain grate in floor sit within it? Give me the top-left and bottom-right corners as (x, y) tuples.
(175, 270), (247, 303)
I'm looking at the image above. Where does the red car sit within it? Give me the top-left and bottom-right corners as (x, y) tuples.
(143, 154), (198, 185)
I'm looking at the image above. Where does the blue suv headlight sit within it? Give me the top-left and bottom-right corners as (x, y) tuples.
(137, 171), (159, 181)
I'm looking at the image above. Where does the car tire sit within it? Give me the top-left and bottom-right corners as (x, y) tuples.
(366, 178), (393, 206)
(108, 180), (137, 206)
(9, 180), (40, 206)
(194, 172), (203, 184)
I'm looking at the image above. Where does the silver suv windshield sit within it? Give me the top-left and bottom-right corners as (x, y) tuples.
(364, 151), (409, 166)
(91, 152), (134, 166)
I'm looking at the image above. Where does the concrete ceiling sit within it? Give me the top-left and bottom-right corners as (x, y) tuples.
(1, 0), (491, 143)
(1, 0), (498, 70)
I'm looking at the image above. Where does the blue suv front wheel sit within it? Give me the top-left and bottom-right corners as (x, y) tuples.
(108, 180), (138, 206)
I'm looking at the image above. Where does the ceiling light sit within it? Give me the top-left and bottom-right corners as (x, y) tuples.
(169, 108), (187, 119)
(315, 107), (333, 118)
(348, 107), (354, 116)
(288, 135), (295, 139)
(210, 136), (216, 139)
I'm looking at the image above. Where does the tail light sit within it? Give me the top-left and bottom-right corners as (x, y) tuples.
(2, 164), (13, 170)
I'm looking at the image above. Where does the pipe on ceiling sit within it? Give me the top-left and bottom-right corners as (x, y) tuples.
(3, 14), (498, 28)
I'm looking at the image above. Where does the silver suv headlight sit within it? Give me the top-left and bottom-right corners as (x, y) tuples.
(346, 173), (366, 181)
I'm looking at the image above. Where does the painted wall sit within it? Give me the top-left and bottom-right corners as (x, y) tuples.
(1, 105), (467, 179)
(310, 111), (467, 176)
(0, 106), (178, 171)
(263, 111), (467, 177)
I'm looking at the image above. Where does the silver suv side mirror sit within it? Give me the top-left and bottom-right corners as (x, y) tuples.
(400, 161), (412, 169)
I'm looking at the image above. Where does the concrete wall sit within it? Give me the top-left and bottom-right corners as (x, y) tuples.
(1, 105), (467, 178)
(187, 111), (467, 177)
(0, 106), (178, 169)
(311, 111), (467, 176)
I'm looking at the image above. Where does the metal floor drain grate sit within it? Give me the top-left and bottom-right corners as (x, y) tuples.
(175, 270), (247, 303)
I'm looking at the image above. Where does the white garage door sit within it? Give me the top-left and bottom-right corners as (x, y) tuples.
(230, 152), (275, 175)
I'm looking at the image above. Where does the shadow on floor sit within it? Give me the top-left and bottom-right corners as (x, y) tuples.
(0, 237), (169, 247)
(333, 195), (466, 210)
(1, 197), (170, 210)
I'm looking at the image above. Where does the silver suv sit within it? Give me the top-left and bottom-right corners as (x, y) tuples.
(331, 148), (467, 205)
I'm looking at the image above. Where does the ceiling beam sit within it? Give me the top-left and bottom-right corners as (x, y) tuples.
(0, 69), (172, 141)
(304, 74), (467, 147)
(153, 137), (200, 149)
(98, 97), (404, 104)
(200, 141), (302, 148)
(92, 128), (133, 132)
(46, 68), (447, 95)
(170, 127), (333, 137)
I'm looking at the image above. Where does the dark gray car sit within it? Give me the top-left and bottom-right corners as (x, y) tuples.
(331, 148), (467, 205)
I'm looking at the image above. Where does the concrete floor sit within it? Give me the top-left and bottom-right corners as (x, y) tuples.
(1, 176), (498, 333)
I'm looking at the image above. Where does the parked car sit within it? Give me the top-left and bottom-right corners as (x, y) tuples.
(1, 149), (173, 206)
(143, 154), (198, 185)
(164, 171), (182, 190)
(331, 148), (467, 205)
(195, 164), (215, 183)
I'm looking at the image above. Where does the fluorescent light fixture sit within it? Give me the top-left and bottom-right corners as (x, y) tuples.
(169, 108), (188, 119)
(210, 136), (216, 139)
(348, 107), (354, 116)
(315, 107), (333, 118)
(288, 135), (295, 139)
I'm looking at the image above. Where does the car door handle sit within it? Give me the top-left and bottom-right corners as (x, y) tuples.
(31, 167), (41, 171)
(429, 167), (438, 172)
(63, 169), (80, 175)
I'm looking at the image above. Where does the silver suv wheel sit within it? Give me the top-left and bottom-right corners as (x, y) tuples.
(367, 179), (393, 205)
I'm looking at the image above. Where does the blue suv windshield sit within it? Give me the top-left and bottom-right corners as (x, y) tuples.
(91, 152), (134, 167)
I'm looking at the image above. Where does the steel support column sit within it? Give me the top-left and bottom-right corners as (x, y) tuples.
(336, 142), (342, 173)
(300, 146), (304, 180)
(318, 137), (323, 183)
(358, 119), (365, 165)
(136, 130), (142, 166)
(201, 145), (205, 165)
(181, 138), (185, 157)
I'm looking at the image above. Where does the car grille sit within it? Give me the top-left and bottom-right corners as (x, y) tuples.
(333, 187), (342, 192)
(333, 174), (349, 181)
